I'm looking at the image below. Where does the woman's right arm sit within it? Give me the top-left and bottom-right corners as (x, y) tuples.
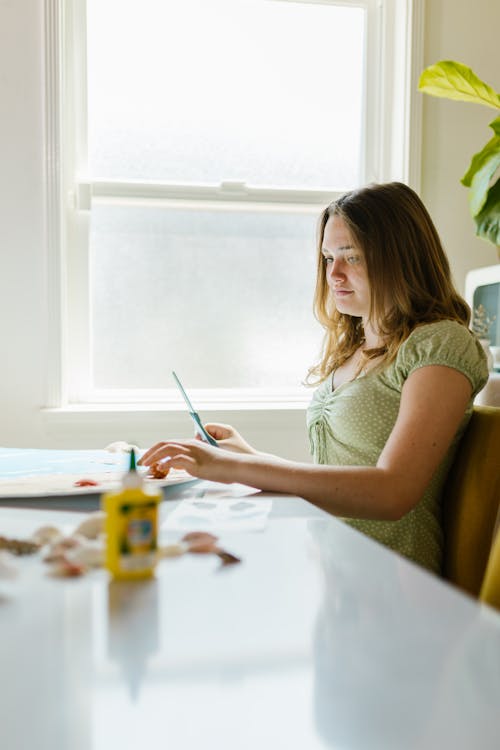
(139, 363), (473, 521)
(139, 423), (259, 467)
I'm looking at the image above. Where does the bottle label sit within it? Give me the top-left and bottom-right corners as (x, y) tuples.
(117, 502), (158, 572)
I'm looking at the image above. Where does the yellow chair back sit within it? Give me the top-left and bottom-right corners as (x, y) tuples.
(442, 405), (500, 596)
(480, 524), (500, 610)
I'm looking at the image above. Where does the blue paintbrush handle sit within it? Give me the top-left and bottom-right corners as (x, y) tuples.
(190, 411), (218, 446)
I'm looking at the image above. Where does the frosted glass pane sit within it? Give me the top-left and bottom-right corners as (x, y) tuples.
(90, 204), (323, 389)
(87, 0), (364, 190)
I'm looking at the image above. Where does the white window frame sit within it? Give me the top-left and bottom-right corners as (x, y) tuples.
(43, 0), (424, 440)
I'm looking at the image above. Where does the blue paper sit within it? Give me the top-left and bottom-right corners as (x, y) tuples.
(0, 447), (130, 479)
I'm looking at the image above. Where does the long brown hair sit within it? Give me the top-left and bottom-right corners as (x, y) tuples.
(307, 182), (470, 384)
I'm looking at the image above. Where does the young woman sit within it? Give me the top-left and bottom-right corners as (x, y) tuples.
(140, 182), (488, 573)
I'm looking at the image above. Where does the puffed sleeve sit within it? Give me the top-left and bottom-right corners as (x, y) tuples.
(386, 320), (489, 397)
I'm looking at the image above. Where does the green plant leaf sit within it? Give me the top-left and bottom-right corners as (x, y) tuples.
(474, 177), (500, 246)
(418, 61), (500, 109)
(490, 116), (500, 136)
(462, 135), (500, 187)
(461, 135), (500, 215)
(462, 119), (500, 188)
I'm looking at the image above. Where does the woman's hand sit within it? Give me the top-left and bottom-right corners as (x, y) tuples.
(139, 439), (238, 483)
(198, 423), (258, 454)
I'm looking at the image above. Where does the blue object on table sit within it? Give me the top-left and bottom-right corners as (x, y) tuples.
(0, 447), (199, 511)
(0, 447), (130, 479)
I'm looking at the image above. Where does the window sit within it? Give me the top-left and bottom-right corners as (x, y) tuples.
(45, 0), (423, 414)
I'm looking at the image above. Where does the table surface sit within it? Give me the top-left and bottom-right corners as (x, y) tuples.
(1, 481), (500, 750)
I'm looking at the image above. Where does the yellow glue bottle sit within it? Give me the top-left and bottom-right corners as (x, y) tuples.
(103, 449), (162, 580)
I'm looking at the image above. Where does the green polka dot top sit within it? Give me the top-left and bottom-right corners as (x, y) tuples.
(307, 320), (489, 573)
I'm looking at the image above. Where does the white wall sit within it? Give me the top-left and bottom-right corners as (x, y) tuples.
(1, 0), (499, 451)
(0, 0), (47, 447)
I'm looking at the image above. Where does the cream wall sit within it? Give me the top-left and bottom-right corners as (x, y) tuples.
(0, 0), (47, 447)
(421, 0), (500, 290)
(0, 0), (499, 450)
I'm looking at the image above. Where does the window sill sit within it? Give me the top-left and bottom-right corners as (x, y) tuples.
(40, 401), (312, 461)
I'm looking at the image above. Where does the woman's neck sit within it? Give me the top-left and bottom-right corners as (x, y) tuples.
(362, 320), (383, 349)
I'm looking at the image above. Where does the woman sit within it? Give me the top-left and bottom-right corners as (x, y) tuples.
(140, 182), (488, 573)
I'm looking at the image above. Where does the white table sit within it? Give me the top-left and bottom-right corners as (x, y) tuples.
(1, 482), (500, 750)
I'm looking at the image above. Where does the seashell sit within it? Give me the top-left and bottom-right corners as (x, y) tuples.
(0, 535), (40, 556)
(60, 534), (86, 548)
(74, 512), (105, 540)
(31, 526), (62, 546)
(186, 540), (218, 554)
(67, 541), (104, 568)
(43, 549), (67, 564)
(43, 534), (85, 563)
(182, 531), (219, 554)
(104, 441), (140, 453)
(147, 460), (171, 479)
(48, 555), (87, 578)
(215, 549), (241, 566)
(157, 543), (188, 559)
(182, 531), (218, 544)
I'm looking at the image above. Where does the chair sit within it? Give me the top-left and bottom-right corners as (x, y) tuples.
(480, 523), (500, 610)
(441, 405), (500, 597)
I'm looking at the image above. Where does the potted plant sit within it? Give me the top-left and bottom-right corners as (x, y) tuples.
(418, 61), (500, 254)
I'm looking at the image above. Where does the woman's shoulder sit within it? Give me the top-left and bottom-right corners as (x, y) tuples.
(400, 319), (477, 354)
(405, 318), (469, 343)
(388, 319), (488, 394)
